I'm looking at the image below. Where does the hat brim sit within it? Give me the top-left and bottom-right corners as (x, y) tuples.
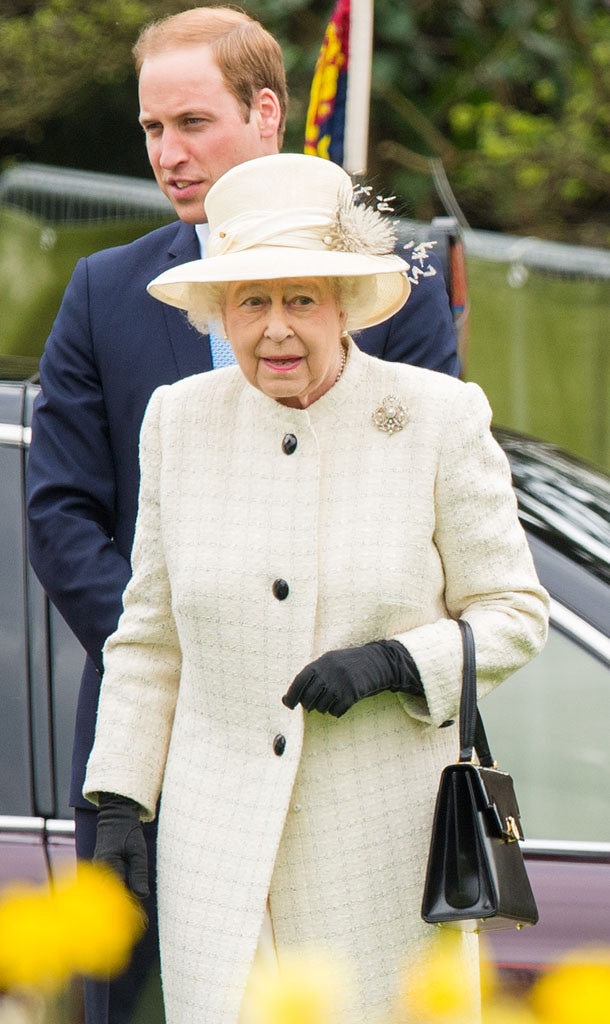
(147, 248), (411, 331)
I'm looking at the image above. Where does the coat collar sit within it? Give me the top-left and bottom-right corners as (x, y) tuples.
(158, 222), (213, 377)
(167, 220), (200, 263)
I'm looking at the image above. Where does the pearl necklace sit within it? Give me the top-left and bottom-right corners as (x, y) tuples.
(335, 342), (347, 383)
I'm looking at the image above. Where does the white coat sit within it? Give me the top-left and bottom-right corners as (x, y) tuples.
(85, 340), (549, 1024)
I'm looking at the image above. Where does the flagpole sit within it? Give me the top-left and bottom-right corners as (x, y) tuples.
(343, 0), (374, 175)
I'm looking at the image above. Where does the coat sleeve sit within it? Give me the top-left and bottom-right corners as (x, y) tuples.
(355, 251), (460, 376)
(83, 387), (180, 817)
(394, 382), (549, 727)
(26, 258), (131, 670)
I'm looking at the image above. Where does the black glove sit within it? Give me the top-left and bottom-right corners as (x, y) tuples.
(94, 792), (150, 900)
(282, 639), (424, 718)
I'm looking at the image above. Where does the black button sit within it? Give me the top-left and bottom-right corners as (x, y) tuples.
(282, 433), (298, 455)
(272, 578), (289, 600)
(273, 734), (286, 756)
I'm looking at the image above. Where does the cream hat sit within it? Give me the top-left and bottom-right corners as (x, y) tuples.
(147, 153), (411, 331)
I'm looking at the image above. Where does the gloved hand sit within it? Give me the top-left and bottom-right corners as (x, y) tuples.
(94, 792), (150, 900)
(282, 639), (424, 718)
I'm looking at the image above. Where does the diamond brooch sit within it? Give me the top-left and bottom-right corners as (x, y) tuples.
(372, 395), (408, 435)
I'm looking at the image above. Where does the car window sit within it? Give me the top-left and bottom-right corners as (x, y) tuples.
(49, 608), (84, 820)
(481, 622), (610, 843)
(0, 437), (32, 815)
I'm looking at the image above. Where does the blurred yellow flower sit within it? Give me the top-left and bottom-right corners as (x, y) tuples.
(0, 862), (144, 996)
(52, 862), (145, 978)
(530, 948), (610, 1024)
(242, 948), (348, 1024)
(398, 931), (490, 1023)
(0, 886), (69, 993)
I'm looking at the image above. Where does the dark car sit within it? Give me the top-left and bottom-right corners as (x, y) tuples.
(483, 429), (610, 980)
(0, 375), (79, 884)
(1, 379), (610, 980)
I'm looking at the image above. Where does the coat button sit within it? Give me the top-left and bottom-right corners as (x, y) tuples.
(282, 433), (297, 455)
(273, 734), (286, 756)
(272, 578), (289, 600)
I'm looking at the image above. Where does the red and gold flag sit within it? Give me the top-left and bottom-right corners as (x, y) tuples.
(304, 0), (350, 165)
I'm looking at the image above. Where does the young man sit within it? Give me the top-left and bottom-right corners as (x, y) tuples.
(26, 8), (459, 1024)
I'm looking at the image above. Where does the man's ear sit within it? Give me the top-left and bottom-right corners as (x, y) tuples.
(255, 88), (282, 139)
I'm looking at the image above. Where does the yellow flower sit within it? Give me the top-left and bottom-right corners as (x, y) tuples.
(242, 948), (348, 1024)
(530, 948), (610, 1024)
(398, 931), (492, 1023)
(0, 885), (69, 993)
(52, 862), (145, 978)
(0, 862), (144, 995)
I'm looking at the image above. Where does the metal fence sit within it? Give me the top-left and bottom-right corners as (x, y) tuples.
(0, 162), (174, 224)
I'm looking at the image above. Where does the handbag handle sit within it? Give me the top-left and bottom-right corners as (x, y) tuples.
(457, 619), (495, 767)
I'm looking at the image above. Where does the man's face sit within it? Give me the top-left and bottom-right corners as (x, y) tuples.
(138, 45), (280, 224)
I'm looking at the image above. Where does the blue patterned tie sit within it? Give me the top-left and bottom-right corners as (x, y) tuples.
(195, 224), (236, 369)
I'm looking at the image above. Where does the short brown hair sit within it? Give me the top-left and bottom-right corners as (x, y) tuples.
(133, 7), (288, 144)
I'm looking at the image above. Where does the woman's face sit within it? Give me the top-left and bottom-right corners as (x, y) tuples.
(222, 278), (348, 408)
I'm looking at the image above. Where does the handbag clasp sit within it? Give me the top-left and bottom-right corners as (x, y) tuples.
(505, 815), (522, 842)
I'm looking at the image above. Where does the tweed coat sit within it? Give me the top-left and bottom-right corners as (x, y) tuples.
(84, 339), (549, 1024)
(26, 222), (458, 813)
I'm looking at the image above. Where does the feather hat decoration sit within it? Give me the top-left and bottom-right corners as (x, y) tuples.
(323, 188), (398, 256)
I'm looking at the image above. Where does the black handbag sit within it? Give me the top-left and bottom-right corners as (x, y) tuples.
(421, 619), (539, 931)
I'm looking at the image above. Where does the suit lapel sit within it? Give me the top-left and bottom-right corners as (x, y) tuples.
(157, 222), (213, 378)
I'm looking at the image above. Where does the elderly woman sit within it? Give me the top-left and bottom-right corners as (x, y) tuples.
(84, 153), (548, 1024)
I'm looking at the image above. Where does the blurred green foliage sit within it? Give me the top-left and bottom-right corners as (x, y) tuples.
(465, 258), (610, 472)
(1, 1), (610, 243)
(0, 206), (169, 358)
(0, 0), (186, 136)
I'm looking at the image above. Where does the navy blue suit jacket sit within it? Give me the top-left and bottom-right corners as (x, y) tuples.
(26, 219), (459, 807)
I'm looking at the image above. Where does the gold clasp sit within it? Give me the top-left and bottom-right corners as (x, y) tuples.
(505, 815), (522, 841)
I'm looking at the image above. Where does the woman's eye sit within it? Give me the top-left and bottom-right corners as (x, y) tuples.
(291, 295), (314, 307)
